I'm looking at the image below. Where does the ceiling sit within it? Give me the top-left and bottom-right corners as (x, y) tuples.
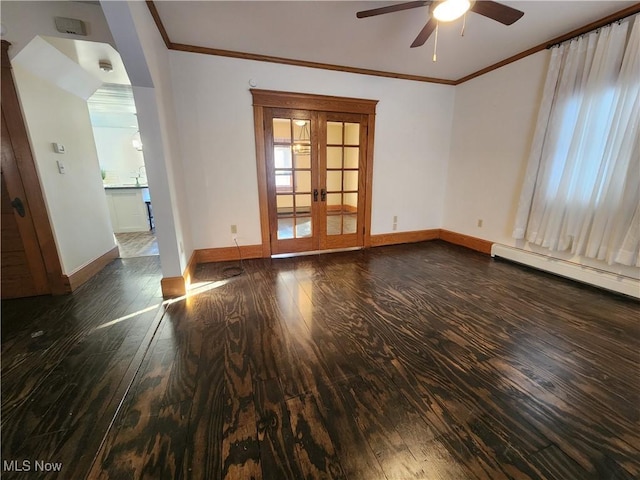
(153, 1), (638, 82)
(32, 36), (136, 128)
(44, 36), (131, 86)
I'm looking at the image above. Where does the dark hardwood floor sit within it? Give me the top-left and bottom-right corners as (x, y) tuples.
(115, 231), (159, 258)
(1, 256), (164, 479)
(2, 241), (639, 479)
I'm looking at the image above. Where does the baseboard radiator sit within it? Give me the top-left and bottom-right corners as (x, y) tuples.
(491, 244), (640, 299)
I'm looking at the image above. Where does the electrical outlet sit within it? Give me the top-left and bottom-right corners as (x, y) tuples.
(477, 219), (483, 227)
(230, 224), (237, 234)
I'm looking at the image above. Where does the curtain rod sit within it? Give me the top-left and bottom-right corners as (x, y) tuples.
(546, 3), (640, 49)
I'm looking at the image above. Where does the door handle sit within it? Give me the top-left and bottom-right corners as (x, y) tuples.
(321, 189), (326, 201)
(313, 189), (318, 202)
(11, 197), (26, 217)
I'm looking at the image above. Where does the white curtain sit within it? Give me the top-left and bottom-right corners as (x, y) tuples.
(514, 15), (640, 267)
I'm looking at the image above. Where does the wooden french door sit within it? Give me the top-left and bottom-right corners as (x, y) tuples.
(264, 108), (369, 255)
(252, 89), (377, 257)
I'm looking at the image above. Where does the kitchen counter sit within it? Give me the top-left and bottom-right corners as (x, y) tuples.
(104, 184), (149, 189)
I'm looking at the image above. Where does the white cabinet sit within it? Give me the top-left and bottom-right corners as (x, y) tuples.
(105, 187), (149, 233)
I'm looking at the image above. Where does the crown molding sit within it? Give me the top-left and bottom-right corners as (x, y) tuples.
(169, 42), (456, 85)
(455, 3), (640, 84)
(146, 1), (640, 86)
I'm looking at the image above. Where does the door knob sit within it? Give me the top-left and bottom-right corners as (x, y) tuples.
(321, 189), (326, 201)
(313, 189), (318, 202)
(11, 197), (26, 217)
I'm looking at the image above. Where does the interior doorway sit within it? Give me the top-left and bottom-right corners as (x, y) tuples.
(87, 82), (158, 260)
(252, 90), (377, 256)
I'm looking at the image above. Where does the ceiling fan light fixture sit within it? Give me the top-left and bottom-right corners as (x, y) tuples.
(432, 0), (471, 22)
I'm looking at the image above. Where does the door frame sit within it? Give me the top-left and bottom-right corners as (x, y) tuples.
(2, 40), (66, 295)
(251, 89), (377, 257)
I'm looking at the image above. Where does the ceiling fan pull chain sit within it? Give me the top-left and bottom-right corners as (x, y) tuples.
(461, 12), (467, 36)
(433, 21), (439, 62)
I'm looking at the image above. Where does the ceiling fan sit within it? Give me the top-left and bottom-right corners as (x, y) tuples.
(356, 0), (525, 48)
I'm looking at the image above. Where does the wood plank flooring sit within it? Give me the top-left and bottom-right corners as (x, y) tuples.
(115, 232), (159, 258)
(2, 241), (639, 479)
(1, 256), (164, 479)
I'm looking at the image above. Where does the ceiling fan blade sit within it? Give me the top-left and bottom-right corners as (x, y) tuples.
(410, 18), (437, 48)
(357, 1), (430, 19)
(470, 1), (524, 25)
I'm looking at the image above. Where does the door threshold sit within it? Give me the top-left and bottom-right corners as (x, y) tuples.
(271, 246), (363, 259)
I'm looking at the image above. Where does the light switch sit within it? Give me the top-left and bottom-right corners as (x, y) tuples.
(52, 143), (65, 154)
(57, 160), (66, 174)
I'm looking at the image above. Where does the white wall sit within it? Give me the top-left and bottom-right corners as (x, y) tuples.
(13, 66), (116, 275)
(169, 52), (455, 249)
(93, 126), (146, 185)
(1, 1), (115, 59)
(444, 50), (639, 279)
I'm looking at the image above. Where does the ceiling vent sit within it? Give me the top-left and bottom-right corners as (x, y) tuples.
(54, 17), (87, 36)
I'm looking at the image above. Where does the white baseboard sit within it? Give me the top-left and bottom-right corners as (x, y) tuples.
(491, 244), (640, 299)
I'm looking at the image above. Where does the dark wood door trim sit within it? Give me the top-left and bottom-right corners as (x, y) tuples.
(251, 89), (378, 115)
(363, 112), (375, 248)
(1, 40), (66, 294)
(252, 89), (377, 256)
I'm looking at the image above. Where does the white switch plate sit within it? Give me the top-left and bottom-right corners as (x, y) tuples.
(56, 160), (66, 174)
(52, 143), (65, 154)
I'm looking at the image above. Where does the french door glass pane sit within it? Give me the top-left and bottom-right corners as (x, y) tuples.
(327, 122), (342, 144)
(326, 171), (342, 192)
(278, 217), (294, 239)
(344, 147), (359, 168)
(327, 215), (342, 236)
(294, 152), (310, 169)
(344, 214), (357, 234)
(326, 193), (341, 208)
(273, 119), (291, 142)
(343, 171), (358, 191)
(296, 216), (312, 238)
(295, 171), (311, 193)
(277, 194), (293, 213)
(295, 194), (311, 214)
(344, 192), (358, 212)
(275, 172), (292, 191)
(273, 146), (292, 168)
(292, 120), (311, 155)
(327, 147), (342, 169)
(344, 123), (360, 145)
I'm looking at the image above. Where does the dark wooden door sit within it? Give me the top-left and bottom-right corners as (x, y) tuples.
(1, 111), (50, 298)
